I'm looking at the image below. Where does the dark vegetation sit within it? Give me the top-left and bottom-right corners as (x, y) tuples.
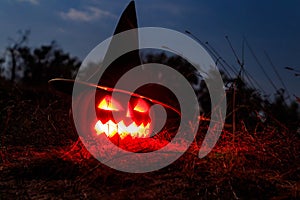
(0, 32), (299, 199)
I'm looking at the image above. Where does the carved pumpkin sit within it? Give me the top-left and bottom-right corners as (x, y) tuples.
(48, 1), (182, 153)
(69, 87), (180, 153)
(94, 94), (152, 140)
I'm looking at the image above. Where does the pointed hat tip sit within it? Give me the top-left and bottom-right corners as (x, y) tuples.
(113, 0), (138, 35)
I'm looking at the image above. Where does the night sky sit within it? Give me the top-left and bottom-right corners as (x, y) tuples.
(0, 0), (299, 99)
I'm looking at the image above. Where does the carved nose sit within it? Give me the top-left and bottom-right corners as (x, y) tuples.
(120, 108), (133, 126)
(126, 109), (131, 118)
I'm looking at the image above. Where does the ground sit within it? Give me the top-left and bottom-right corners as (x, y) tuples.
(0, 80), (299, 199)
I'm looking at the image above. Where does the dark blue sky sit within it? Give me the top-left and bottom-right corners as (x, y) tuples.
(0, 0), (299, 99)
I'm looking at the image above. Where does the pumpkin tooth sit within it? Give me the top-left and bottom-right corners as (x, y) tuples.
(95, 120), (118, 137)
(122, 118), (133, 127)
(134, 120), (143, 126)
(97, 112), (114, 124)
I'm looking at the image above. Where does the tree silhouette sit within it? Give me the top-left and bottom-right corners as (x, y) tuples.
(264, 89), (300, 131)
(5, 30), (30, 82)
(0, 57), (5, 76)
(2, 31), (81, 85)
(19, 41), (81, 85)
(143, 52), (300, 132)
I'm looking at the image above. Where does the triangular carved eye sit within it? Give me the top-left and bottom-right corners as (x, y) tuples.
(98, 95), (123, 111)
(133, 98), (149, 113)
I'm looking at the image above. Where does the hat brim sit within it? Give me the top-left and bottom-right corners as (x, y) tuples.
(48, 78), (181, 116)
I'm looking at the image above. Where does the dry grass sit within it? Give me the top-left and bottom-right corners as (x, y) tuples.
(0, 80), (299, 199)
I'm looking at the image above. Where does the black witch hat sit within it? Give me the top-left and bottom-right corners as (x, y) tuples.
(49, 1), (180, 116)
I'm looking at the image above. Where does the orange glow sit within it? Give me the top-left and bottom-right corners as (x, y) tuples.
(133, 98), (149, 113)
(98, 95), (122, 111)
(95, 120), (151, 139)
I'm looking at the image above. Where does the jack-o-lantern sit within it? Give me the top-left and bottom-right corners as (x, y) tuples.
(94, 94), (152, 140)
(48, 1), (181, 153)
(68, 87), (180, 153)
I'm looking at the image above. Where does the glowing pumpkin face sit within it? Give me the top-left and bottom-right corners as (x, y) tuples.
(71, 87), (181, 153)
(94, 94), (152, 141)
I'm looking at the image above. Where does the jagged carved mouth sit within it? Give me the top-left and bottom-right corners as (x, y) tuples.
(95, 120), (151, 139)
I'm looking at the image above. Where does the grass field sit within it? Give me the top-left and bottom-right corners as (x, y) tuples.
(0, 79), (299, 199)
